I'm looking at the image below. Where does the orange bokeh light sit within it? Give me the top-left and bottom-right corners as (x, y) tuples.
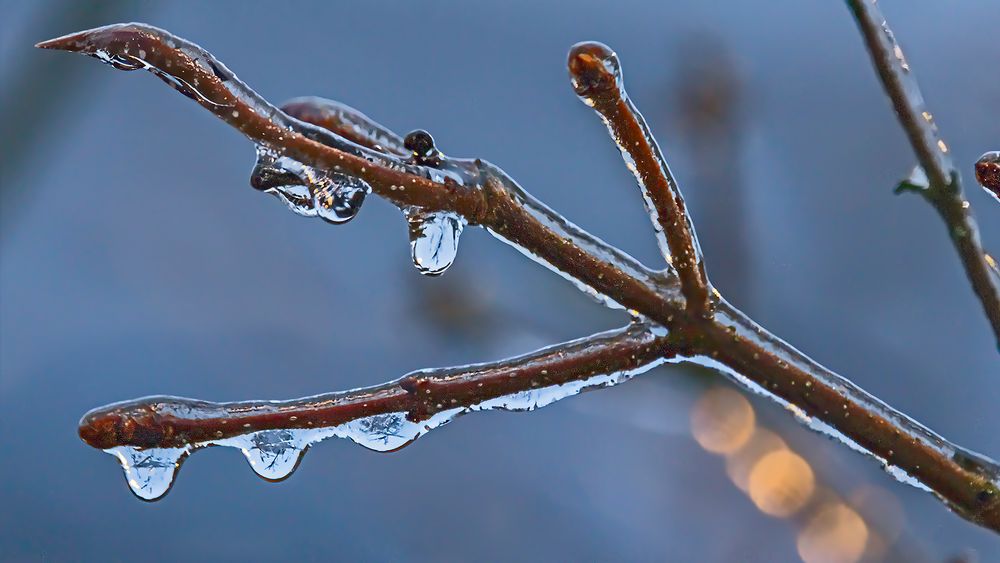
(748, 449), (814, 517)
(797, 502), (869, 563)
(690, 386), (755, 454)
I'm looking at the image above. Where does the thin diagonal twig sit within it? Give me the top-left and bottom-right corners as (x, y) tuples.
(38, 23), (1000, 531)
(567, 42), (711, 314)
(847, 0), (1000, 347)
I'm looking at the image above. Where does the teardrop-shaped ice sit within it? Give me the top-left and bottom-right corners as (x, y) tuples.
(106, 446), (188, 501)
(340, 412), (415, 452)
(232, 429), (307, 481)
(405, 209), (465, 276)
(251, 144), (369, 222)
(313, 173), (370, 224)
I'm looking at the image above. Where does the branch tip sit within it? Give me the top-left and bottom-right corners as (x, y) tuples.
(567, 41), (622, 100)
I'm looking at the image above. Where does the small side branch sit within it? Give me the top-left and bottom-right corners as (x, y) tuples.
(78, 324), (673, 450)
(847, 0), (1000, 346)
(281, 97), (409, 157)
(567, 42), (711, 314)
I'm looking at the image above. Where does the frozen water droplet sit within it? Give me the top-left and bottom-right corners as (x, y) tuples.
(313, 173), (370, 224)
(403, 129), (442, 166)
(405, 209), (465, 276)
(251, 144), (369, 222)
(975, 151), (1000, 203)
(106, 446), (187, 501)
(232, 430), (306, 481)
(341, 413), (416, 452)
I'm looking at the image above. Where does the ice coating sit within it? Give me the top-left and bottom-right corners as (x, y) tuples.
(281, 96), (409, 157)
(81, 323), (673, 500)
(706, 299), (1000, 514)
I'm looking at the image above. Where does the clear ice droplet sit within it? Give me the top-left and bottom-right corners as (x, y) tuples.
(106, 446), (188, 501)
(251, 144), (369, 223)
(230, 430), (307, 481)
(405, 209), (465, 276)
(313, 173), (370, 224)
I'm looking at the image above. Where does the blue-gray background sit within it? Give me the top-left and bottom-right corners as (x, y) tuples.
(1, 1), (998, 561)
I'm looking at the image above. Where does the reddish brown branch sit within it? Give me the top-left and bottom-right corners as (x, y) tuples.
(39, 22), (1000, 532)
(847, 0), (1000, 346)
(78, 324), (673, 449)
(567, 42), (711, 314)
(281, 96), (409, 157)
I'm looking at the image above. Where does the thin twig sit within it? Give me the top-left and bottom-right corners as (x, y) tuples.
(567, 42), (711, 314)
(79, 324), (672, 449)
(39, 23), (1000, 531)
(847, 0), (1000, 346)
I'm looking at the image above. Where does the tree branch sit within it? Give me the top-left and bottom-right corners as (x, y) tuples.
(567, 42), (711, 314)
(39, 22), (1000, 531)
(79, 323), (672, 450)
(846, 0), (1000, 347)
(281, 96), (409, 157)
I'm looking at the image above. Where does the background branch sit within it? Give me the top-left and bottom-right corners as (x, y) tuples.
(847, 0), (1000, 346)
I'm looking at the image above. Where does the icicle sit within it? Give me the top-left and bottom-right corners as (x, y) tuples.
(405, 208), (465, 276)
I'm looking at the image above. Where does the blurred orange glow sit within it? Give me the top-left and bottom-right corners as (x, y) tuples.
(849, 485), (904, 545)
(690, 386), (755, 454)
(725, 427), (788, 492)
(796, 502), (869, 563)
(748, 449), (814, 517)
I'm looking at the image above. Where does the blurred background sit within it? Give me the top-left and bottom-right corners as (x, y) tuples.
(1, 1), (999, 561)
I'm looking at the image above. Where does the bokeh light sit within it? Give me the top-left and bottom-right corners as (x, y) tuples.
(690, 386), (755, 454)
(725, 427), (787, 492)
(796, 502), (869, 563)
(748, 449), (814, 517)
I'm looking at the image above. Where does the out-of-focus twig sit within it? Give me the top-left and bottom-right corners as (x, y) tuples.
(847, 0), (1000, 347)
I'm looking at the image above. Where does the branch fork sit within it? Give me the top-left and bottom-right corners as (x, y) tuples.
(38, 14), (1000, 532)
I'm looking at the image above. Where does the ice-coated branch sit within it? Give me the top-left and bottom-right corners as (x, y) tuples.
(567, 42), (711, 314)
(36, 23), (683, 315)
(281, 96), (409, 157)
(77, 323), (672, 499)
(846, 0), (1000, 346)
(39, 23), (1000, 532)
